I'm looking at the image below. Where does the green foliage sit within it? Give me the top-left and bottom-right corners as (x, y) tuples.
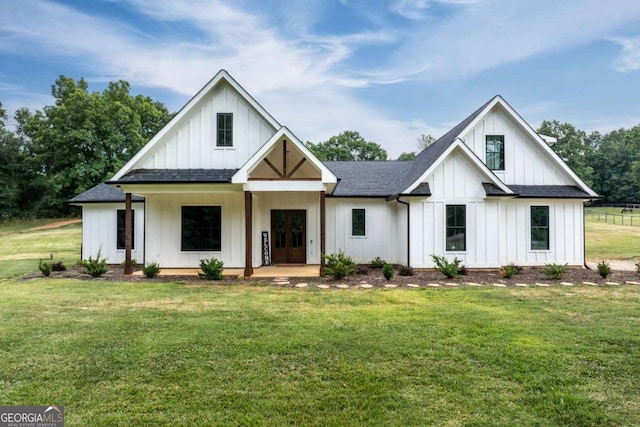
(397, 152), (416, 160)
(541, 263), (567, 280)
(597, 261), (611, 278)
(8, 76), (171, 217)
(199, 257), (224, 280)
(417, 133), (436, 151)
(305, 130), (387, 161)
(398, 265), (414, 276)
(81, 248), (109, 277)
(370, 256), (386, 268)
(51, 261), (66, 272)
(636, 261), (640, 273)
(38, 260), (52, 277)
(500, 263), (522, 279)
(431, 254), (463, 279)
(143, 262), (161, 278)
(382, 263), (394, 280)
(323, 251), (356, 280)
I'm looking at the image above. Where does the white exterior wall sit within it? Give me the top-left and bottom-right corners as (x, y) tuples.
(462, 105), (573, 186)
(136, 82), (277, 171)
(326, 198), (407, 264)
(81, 203), (145, 264)
(145, 192), (245, 268)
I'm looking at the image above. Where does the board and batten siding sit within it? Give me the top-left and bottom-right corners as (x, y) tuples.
(135, 82), (277, 171)
(144, 193), (245, 268)
(326, 198), (407, 265)
(462, 105), (573, 186)
(81, 203), (145, 264)
(410, 199), (584, 268)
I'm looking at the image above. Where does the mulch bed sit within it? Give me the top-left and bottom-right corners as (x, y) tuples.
(24, 264), (640, 288)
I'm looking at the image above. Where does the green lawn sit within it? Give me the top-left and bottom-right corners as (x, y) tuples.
(1, 280), (639, 426)
(585, 209), (640, 261)
(1, 219), (640, 425)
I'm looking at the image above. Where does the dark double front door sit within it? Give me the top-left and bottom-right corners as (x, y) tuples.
(271, 210), (306, 264)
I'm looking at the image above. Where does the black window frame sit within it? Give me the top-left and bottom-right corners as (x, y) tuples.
(530, 206), (550, 250)
(446, 205), (466, 251)
(117, 209), (135, 250)
(486, 135), (505, 171)
(351, 208), (366, 236)
(216, 113), (233, 147)
(181, 206), (222, 252)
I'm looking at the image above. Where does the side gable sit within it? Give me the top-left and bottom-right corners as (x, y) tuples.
(112, 70), (280, 180)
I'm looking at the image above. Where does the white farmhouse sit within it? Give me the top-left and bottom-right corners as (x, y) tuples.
(69, 70), (598, 275)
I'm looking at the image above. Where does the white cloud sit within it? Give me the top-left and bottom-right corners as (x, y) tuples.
(390, 0), (477, 20)
(611, 36), (640, 72)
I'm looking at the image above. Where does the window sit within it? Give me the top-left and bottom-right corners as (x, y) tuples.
(352, 209), (365, 236)
(531, 206), (549, 250)
(182, 206), (221, 251)
(217, 113), (233, 147)
(446, 205), (465, 251)
(116, 209), (135, 250)
(486, 135), (504, 171)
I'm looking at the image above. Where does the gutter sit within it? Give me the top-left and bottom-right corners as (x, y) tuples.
(396, 197), (410, 267)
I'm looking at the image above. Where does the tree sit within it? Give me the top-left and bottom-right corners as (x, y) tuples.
(417, 134), (436, 151)
(305, 131), (387, 161)
(15, 76), (172, 216)
(397, 152), (416, 160)
(537, 120), (595, 187)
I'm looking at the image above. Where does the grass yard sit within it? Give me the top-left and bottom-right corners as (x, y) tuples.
(1, 281), (639, 426)
(585, 209), (640, 261)
(1, 219), (640, 425)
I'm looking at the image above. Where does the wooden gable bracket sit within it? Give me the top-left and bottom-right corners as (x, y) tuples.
(250, 139), (319, 181)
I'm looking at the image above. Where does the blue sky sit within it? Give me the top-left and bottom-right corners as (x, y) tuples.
(1, 0), (640, 158)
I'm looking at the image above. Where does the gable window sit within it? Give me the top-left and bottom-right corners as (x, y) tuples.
(352, 209), (365, 236)
(446, 205), (466, 251)
(486, 135), (504, 171)
(182, 206), (221, 251)
(117, 209), (135, 250)
(217, 113), (233, 147)
(531, 206), (550, 250)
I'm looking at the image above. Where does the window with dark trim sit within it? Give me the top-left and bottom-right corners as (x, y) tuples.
(181, 206), (221, 251)
(117, 209), (135, 250)
(486, 135), (505, 171)
(531, 206), (550, 250)
(217, 113), (233, 147)
(352, 209), (365, 236)
(446, 205), (466, 251)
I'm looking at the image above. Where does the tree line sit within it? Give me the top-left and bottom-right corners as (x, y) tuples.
(0, 77), (638, 219)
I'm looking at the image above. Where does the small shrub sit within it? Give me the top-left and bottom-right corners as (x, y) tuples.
(597, 261), (611, 278)
(382, 263), (394, 280)
(431, 254), (463, 279)
(38, 260), (52, 277)
(81, 249), (109, 277)
(51, 261), (66, 272)
(143, 262), (161, 278)
(370, 257), (386, 268)
(500, 263), (521, 279)
(398, 265), (414, 276)
(199, 257), (224, 280)
(541, 263), (567, 280)
(324, 251), (356, 280)
(355, 265), (369, 275)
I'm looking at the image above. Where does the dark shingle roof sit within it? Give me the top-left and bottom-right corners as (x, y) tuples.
(411, 182), (431, 196)
(395, 96), (497, 196)
(508, 185), (595, 199)
(324, 161), (413, 197)
(67, 183), (145, 204)
(483, 182), (509, 196)
(108, 168), (239, 183)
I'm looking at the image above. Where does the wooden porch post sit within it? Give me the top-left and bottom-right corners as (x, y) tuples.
(124, 192), (133, 275)
(244, 191), (253, 277)
(320, 191), (326, 273)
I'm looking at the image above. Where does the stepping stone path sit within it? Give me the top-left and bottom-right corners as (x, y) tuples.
(426, 283), (441, 288)
(491, 283), (507, 287)
(444, 283), (459, 287)
(465, 282), (482, 287)
(295, 283), (308, 288)
(335, 284), (349, 289)
(583, 281), (598, 286)
(605, 282), (620, 286)
(317, 284), (330, 289)
(515, 283), (528, 287)
(535, 283), (550, 287)
(560, 282), (574, 286)
(406, 284), (420, 288)
(384, 284), (397, 288)
(360, 284), (373, 289)
(627, 281), (640, 285)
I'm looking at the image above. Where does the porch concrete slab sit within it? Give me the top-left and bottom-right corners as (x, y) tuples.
(251, 265), (320, 278)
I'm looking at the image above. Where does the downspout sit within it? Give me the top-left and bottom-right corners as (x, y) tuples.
(583, 204), (590, 270)
(397, 197), (410, 267)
